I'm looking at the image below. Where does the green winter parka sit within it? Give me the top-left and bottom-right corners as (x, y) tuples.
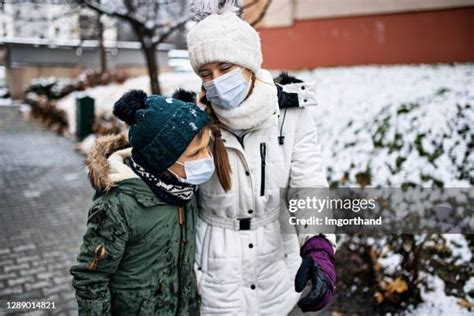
(70, 134), (200, 315)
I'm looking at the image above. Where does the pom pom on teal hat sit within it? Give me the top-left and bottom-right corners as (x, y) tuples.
(113, 90), (209, 173)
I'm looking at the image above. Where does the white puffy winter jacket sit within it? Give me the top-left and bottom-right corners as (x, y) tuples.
(195, 74), (336, 315)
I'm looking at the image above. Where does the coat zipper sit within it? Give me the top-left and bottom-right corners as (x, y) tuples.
(260, 142), (266, 196)
(220, 127), (257, 218)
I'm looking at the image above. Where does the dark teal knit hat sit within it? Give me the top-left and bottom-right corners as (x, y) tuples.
(113, 90), (209, 174)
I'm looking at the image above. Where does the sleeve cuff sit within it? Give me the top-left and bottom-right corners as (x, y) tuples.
(299, 233), (337, 254)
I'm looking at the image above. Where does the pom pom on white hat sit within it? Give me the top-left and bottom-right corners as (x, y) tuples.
(187, 1), (263, 74)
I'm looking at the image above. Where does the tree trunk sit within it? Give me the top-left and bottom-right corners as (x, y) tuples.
(98, 13), (107, 74)
(130, 23), (161, 94)
(142, 43), (161, 94)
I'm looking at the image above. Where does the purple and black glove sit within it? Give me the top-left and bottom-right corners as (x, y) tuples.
(295, 235), (336, 312)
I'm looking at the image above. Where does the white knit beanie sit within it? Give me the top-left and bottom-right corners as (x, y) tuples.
(187, 9), (263, 74)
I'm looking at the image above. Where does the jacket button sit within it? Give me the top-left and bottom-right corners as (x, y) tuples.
(250, 284), (256, 290)
(197, 266), (201, 270)
(301, 85), (305, 90)
(249, 243), (254, 248)
(248, 209), (253, 214)
(245, 171), (250, 176)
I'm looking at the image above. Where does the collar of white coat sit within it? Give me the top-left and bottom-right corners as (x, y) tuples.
(211, 68), (280, 131)
(276, 81), (318, 107)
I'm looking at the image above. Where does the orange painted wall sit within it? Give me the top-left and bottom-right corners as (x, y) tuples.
(258, 7), (474, 69)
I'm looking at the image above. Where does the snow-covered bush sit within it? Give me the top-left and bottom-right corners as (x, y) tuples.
(295, 64), (473, 314)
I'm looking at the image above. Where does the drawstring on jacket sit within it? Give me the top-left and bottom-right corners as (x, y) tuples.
(260, 142), (266, 196)
(279, 108), (288, 145)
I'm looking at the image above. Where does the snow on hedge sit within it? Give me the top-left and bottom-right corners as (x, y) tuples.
(294, 64), (473, 188)
(293, 64), (473, 315)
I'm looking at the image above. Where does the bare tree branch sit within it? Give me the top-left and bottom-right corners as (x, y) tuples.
(75, 0), (188, 94)
(153, 17), (189, 45)
(80, 0), (143, 26)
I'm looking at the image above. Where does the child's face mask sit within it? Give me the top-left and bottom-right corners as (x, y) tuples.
(168, 150), (215, 185)
(203, 67), (252, 110)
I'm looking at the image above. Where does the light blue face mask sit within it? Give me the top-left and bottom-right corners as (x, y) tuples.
(168, 151), (215, 185)
(203, 67), (252, 109)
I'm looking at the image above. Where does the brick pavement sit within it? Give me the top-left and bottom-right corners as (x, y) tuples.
(0, 106), (93, 315)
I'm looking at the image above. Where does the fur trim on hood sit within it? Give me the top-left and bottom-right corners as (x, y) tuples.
(86, 133), (138, 192)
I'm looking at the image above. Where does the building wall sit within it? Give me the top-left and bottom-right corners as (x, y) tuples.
(295, 0), (474, 21)
(258, 7), (474, 70)
(250, 0), (474, 28)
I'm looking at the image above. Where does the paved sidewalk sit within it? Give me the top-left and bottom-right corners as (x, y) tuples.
(0, 106), (93, 315)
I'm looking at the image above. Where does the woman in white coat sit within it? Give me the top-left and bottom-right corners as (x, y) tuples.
(186, 2), (337, 315)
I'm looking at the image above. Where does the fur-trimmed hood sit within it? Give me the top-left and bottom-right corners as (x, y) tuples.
(86, 133), (138, 192)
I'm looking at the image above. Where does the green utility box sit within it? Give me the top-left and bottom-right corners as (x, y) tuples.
(76, 95), (95, 141)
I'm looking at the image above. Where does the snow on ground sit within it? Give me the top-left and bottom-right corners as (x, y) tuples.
(378, 252), (403, 275)
(411, 273), (473, 316)
(378, 234), (473, 315)
(0, 98), (12, 106)
(443, 234), (472, 265)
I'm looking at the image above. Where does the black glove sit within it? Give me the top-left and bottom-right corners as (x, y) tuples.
(294, 256), (332, 312)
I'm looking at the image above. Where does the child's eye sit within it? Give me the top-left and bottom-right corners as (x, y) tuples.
(192, 147), (207, 158)
(190, 151), (200, 158)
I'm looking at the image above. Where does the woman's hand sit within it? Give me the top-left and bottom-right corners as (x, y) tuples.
(295, 256), (332, 312)
(294, 236), (336, 312)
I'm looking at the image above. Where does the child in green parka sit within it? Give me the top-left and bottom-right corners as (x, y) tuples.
(70, 90), (213, 315)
